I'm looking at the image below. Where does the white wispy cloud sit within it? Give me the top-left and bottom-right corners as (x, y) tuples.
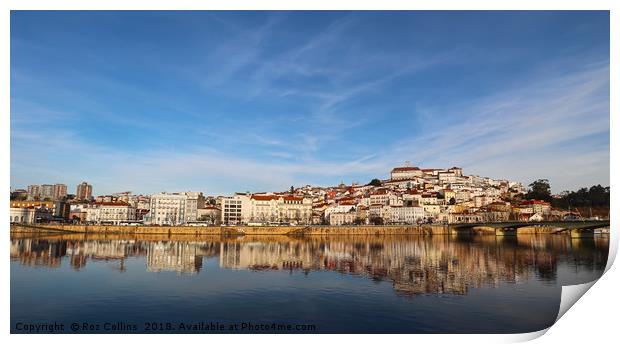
(11, 58), (609, 194)
(369, 61), (610, 192)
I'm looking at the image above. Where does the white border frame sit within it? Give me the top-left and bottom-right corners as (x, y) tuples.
(2, 1), (617, 343)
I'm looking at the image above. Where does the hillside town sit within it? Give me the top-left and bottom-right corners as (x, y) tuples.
(10, 164), (592, 226)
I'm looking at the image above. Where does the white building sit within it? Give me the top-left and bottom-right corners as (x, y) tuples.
(183, 192), (205, 223)
(277, 196), (312, 224)
(473, 195), (499, 208)
(422, 204), (442, 217)
(221, 194), (312, 225)
(149, 192), (205, 225)
(388, 206), (424, 224)
(221, 194), (252, 225)
(248, 194), (312, 224)
(390, 166), (424, 180)
(10, 207), (37, 224)
(368, 204), (391, 223)
(383, 178), (421, 189)
(324, 203), (357, 220)
(10, 202), (54, 223)
(448, 212), (483, 224)
(197, 206), (221, 225)
(329, 211), (358, 226)
(85, 202), (136, 224)
(249, 195), (280, 222)
(369, 189), (391, 205)
(419, 194), (440, 205)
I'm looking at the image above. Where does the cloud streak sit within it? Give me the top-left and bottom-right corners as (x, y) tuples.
(11, 58), (609, 195)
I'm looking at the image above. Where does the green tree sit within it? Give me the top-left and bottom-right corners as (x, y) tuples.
(588, 185), (609, 206)
(526, 179), (552, 201)
(367, 179), (382, 187)
(551, 184), (610, 209)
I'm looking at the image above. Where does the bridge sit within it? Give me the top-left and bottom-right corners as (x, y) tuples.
(10, 222), (609, 237)
(450, 220), (610, 237)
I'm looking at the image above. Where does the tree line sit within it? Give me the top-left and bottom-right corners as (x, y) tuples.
(525, 179), (610, 209)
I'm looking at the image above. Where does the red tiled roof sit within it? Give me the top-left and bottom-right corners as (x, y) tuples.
(520, 200), (550, 205)
(251, 195), (278, 201)
(282, 196), (303, 201)
(339, 201), (356, 206)
(338, 196), (355, 202)
(392, 167), (420, 172)
(96, 201), (130, 206)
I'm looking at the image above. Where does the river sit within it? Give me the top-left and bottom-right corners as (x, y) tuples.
(10, 233), (609, 333)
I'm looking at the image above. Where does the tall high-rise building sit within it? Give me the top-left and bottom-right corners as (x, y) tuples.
(76, 182), (93, 201)
(53, 184), (67, 200)
(27, 185), (41, 200)
(40, 184), (54, 200)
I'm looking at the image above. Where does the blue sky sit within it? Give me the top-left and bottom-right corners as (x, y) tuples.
(10, 11), (610, 195)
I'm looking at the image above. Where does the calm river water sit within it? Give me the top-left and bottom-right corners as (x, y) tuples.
(10, 233), (609, 333)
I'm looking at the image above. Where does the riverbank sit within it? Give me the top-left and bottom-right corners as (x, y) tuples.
(9, 223), (596, 236)
(11, 224), (450, 235)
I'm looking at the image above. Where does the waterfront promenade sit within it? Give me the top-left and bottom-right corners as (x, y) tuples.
(10, 220), (609, 237)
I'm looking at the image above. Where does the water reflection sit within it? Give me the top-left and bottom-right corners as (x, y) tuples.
(10, 234), (608, 297)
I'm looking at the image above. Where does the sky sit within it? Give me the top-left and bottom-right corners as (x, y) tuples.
(10, 11), (610, 195)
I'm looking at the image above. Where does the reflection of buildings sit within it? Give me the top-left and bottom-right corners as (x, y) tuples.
(219, 241), (320, 271)
(10, 239), (65, 268)
(10, 239), (147, 270)
(217, 236), (609, 297)
(67, 240), (134, 259)
(10, 237), (220, 274)
(10, 235), (609, 297)
(146, 242), (219, 274)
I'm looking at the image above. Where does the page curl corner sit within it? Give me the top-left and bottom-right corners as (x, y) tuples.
(555, 280), (597, 323)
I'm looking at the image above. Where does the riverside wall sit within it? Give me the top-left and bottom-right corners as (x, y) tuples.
(9, 224), (577, 236)
(11, 224), (454, 235)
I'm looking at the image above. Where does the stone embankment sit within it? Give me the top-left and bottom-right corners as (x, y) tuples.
(9, 223), (577, 236)
(11, 224), (452, 235)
